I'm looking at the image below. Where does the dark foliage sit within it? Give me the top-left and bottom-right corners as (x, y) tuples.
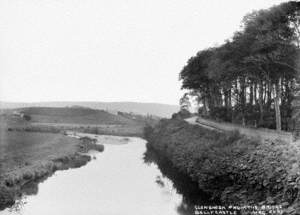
(145, 119), (300, 209)
(180, 1), (300, 131)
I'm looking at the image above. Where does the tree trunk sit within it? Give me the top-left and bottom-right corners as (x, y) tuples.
(234, 80), (239, 106)
(240, 78), (246, 126)
(228, 88), (232, 122)
(254, 83), (257, 105)
(258, 81), (264, 126)
(202, 96), (209, 116)
(286, 80), (292, 107)
(224, 89), (228, 109)
(263, 81), (267, 105)
(207, 88), (214, 111)
(250, 82), (253, 105)
(274, 80), (282, 131)
(266, 81), (272, 111)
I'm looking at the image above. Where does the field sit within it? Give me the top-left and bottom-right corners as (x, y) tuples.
(0, 111), (108, 210)
(0, 106), (154, 210)
(0, 106), (152, 175)
(18, 107), (138, 125)
(0, 111), (106, 180)
(0, 130), (80, 175)
(0, 106), (149, 176)
(3, 106), (153, 137)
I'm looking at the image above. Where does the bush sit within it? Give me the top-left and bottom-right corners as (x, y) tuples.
(144, 119), (265, 201)
(171, 109), (191, 120)
(209, 107), (231, 122)
(144, 124), (154, 139)
(23, 114), (31, 121)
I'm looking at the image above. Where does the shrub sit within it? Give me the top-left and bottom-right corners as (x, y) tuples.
(171, 109), (191, 120)
(144, 124), (154, 139)
(23, 114), (31, 121)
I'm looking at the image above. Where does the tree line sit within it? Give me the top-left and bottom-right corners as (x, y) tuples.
(179, 1), (300, 131)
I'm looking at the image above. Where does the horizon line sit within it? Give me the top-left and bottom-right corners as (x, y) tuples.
(0, 100), (179, 106)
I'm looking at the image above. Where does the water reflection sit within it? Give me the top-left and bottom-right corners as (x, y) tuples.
(155, 176), (165, 187)
(2, 136), (213, 215)
(143, 144), (216, 215)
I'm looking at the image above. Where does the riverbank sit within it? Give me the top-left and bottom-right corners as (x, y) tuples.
(144, 119), (300, 214)
(0, 107), (151, 211)
(10, 123), (145, 137)
(0, 131), (104, 211)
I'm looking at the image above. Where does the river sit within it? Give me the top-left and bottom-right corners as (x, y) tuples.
(1, 135), (209, 215)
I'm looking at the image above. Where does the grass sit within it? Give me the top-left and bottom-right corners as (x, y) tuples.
(0, 106), (153, 210)
(0, 131), (80, 175)
(3, 106), (150, 138)
(18, 107), (138, 125)
(10, 123), (144, 137)
(0, 106), (147, 176)
(0, 132), (103, 211)
(0, 113), (107, 210)
(8, 106), (149, 137)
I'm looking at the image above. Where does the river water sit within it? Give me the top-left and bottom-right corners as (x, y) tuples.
(1, 135), (208, 215)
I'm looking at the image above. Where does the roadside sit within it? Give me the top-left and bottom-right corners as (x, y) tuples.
(185, 116), (293, 143)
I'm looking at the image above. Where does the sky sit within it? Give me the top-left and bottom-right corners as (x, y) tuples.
(0, 0), (288, 105)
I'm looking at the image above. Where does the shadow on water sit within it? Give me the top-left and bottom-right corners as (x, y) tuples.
(143, 143), (219, 215)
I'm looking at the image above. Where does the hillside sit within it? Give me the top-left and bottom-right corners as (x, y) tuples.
(0, 101), (179, 118)
(17, 107), (137, 125)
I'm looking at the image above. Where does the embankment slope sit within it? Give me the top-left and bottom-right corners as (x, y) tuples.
(145, 119), (300, 214)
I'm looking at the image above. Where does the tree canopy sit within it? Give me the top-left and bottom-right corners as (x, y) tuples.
(180, 1), (300, 130)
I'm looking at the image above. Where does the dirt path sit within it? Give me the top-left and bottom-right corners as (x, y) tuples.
(185, 116), (293, 143)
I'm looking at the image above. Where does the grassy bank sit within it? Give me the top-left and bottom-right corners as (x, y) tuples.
(145, 119), (300, 214)
(0, 129), (104, 211)
(9, 123), (144, 137)
(0, 106), (154, 210)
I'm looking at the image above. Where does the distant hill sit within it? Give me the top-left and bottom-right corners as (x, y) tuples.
(18, 107), (137, 125)
(0, 101), (179, 118)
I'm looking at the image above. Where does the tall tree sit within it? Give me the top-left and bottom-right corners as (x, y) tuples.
(179, 1), (300, 131)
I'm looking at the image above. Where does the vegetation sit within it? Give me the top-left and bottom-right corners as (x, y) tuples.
(0, 114), (105, 210)
(18, 107), (138, 125)
(145, 119), (300, 212)
(2, 107), (154, 137)
(117, 111), (159, 126)
(179, 1), (300, 130)
(171, 109), (192, 120)
(0, 105), (152, 211)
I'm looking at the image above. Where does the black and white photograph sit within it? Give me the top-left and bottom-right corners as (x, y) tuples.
(0, 0), (300, 214)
